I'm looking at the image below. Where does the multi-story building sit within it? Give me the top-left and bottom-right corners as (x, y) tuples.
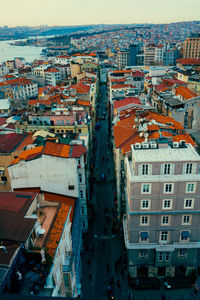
(44, 67), (61, 86)
(0, 64), (9, 77)
(183, 34), (200, 60)
(124, 139), (200, 278)
(117, 50), (129, 69)
(8, 141), (88, 231)
(129, 44), (138, 66)
(144, 44), (156, 66)
(0, 78), (38, 101)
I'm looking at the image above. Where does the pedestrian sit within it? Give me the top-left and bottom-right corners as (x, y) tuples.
(88, 259), (91, 266)
(89, 274), (92, 280)
(92, 244), (94, 252)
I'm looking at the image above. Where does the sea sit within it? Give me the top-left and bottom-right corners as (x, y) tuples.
(0, 38), (46, 64)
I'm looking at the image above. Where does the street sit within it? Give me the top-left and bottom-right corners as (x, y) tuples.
(81, 83), (129, 300)
(81, 82), (196, 300)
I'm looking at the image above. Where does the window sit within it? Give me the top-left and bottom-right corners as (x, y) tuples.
(181, 230), (190, 241)
(164, 164), (170, 175)
(186, 182), (196, 193)
(158, 252), (164, 261)
(184, 199), (194, 209)
(161, 216), (170, 225)
(140, 231), (149, 241)
(80, 190), (84, 198)
(186, 163), (192, 174)
(68, 185), (74, 190)
(141, 184), (151, 194)
(160, 231), (168, 242)
(81, 206), (85, 215)
(163, 199), (172, 210)
(0, 167), (5, 175)
(164, 183), (174, 194)
(182, 215), (191, 225)
(165, 252), (170, 261)
(179, 249), (187, 257)
(140, 216), (149, 226)
(142, 164), (148, 175)
(141, 200), (150, 209)
(139, 249), (147, 258)
(158, 252), (171, 262)
(79, 174), (82, 183)
(82, 220), (86, 229)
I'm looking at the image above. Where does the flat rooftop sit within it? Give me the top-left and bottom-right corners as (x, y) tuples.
(132, 143), (200, 162)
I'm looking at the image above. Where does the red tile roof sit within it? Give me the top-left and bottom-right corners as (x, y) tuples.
(175, 86), (197, 100)
(177, 58), (200, 66)
(45, 203), (71, 258)
(0, 78), (33, 87)
(71, 145), (87, 158)
(114, 97), (142, 109)
(0, 192), (37, 242)
(70, 82), (90, 94)
(43, 142), (71, 158)
(0, 133), (26, 153)
(112, 84), (131, 89)
(113, 110), (196, 154)
(76, 99), (90, 106)
(45, 67), (59, 73)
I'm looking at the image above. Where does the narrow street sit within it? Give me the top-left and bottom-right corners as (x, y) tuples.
(81, 83), (130, 299)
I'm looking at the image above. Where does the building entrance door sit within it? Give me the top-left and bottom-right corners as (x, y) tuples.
(158, 267), (166, 277)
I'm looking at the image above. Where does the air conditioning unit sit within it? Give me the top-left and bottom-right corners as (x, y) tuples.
(142, 142), (149, 149)
(1, 181), (6, 185)
(150, 142), (157, 149)
(173, 142), (179, 148)
(134, 143), (141, 149)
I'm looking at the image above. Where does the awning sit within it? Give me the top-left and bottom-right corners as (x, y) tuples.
(141, 232), (148, 239)
(181, 231), (190, 238)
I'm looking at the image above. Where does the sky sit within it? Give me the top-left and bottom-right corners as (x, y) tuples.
(0, 0), (200, 27)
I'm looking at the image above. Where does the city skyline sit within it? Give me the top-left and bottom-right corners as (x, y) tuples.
(1, 0), (200, 26)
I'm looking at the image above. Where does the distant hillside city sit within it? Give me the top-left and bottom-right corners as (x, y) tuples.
(0, 19), (200, 299)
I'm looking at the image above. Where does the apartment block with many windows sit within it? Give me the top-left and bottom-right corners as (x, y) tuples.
(183, 34), (200, 60)
(124, 139), (200, 278)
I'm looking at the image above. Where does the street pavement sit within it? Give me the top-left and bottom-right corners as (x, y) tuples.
(81, 83), (197, 300)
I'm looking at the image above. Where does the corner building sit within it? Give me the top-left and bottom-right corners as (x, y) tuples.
(124, 139), (200, 278)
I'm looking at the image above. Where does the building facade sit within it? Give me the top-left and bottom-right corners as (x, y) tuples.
(183, 34), (200, 60)
(124, 140), (200, 278)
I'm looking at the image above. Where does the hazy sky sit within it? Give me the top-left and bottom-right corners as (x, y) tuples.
(1, 0), (200, 26)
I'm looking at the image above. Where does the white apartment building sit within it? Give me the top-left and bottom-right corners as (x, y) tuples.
(124, 140), (200, 278)
(8, 141), (88, 230)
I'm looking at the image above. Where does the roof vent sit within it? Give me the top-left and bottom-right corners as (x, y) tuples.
(142, 142), (149, 149)
(134, 143), (141, 149)
(173, 141), (179, 148)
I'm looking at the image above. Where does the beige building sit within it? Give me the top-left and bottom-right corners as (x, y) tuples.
(183, 34), (200, 59)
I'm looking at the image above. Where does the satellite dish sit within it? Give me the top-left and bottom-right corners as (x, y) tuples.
(139, 132), (143, 137)
(133, 125), (136, 129)
(135, 118), (138, 122)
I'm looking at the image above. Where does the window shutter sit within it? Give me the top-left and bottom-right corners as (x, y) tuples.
(170, 164), (175, 175)
(192, 163), (197, 174)
(160, 164), (164, 175)
(148, 164), (152, 175)
(138, 164), (142, 175)
(182, 163), (186, 174)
